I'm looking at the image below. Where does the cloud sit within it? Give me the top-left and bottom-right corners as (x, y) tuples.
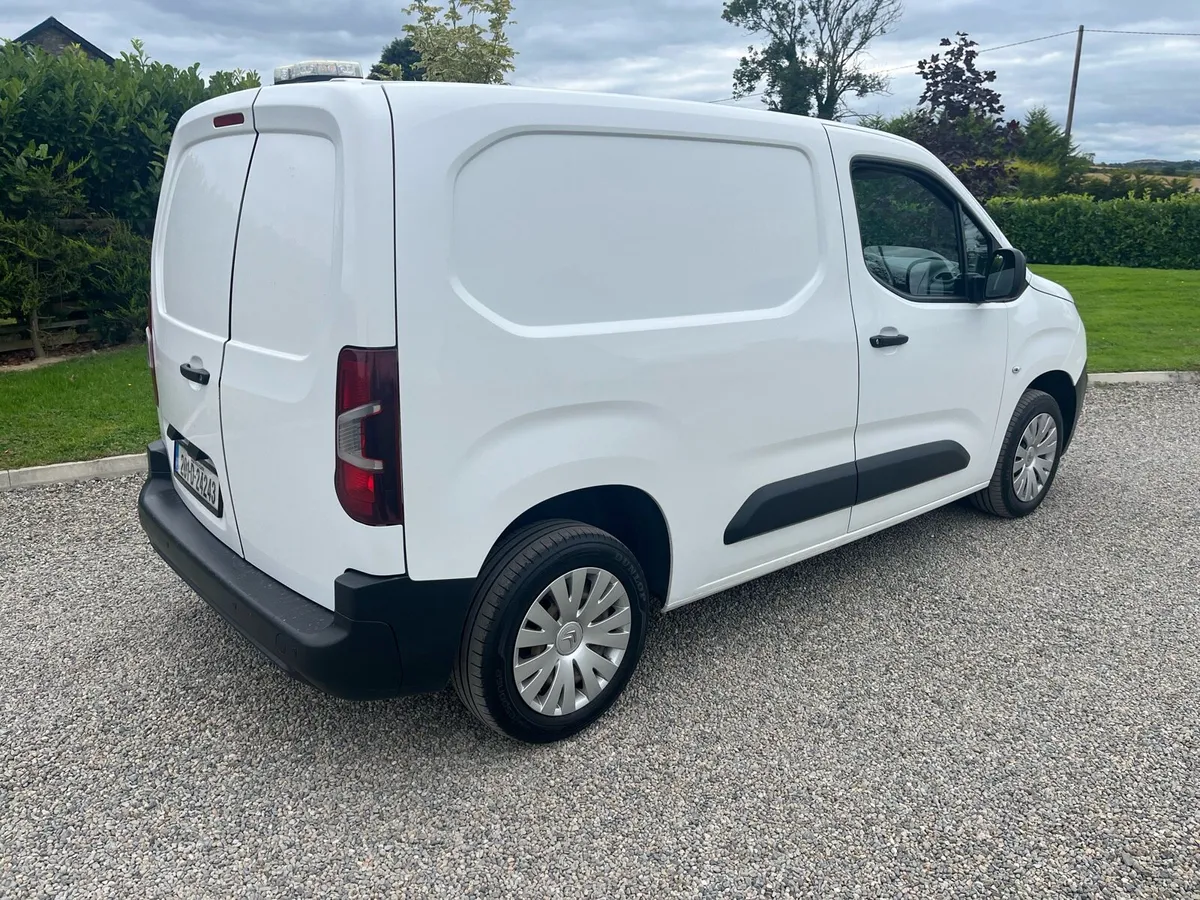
(2, 0), (1199, 159)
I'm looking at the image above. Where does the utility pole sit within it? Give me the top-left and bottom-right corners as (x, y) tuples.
(1065, 25), (1085, 141)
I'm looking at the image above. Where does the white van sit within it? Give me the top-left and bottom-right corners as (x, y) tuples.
(138, 73), (1087, 743)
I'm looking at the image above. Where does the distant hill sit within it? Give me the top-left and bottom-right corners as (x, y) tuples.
(1098, 159), (1200, 175)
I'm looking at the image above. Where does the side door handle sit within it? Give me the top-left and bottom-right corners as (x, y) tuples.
(179, 362), (211, 385)
(869, 333), (909, 349)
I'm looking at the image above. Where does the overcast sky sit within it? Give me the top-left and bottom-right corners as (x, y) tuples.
(4, 1), (1199, 161)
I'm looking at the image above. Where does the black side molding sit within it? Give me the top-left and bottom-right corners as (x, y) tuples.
(723, 462), (857, 545)
(723, 440), (971, 545)
(855, 440), (970, 505)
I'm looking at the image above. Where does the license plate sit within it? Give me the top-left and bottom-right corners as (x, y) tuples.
(174, 440), (223, 516)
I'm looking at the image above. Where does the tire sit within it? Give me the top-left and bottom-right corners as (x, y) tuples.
(970, 388), (1065, 518)
(453, 520), (650, 743)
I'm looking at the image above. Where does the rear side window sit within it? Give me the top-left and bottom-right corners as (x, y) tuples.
(450, 132), (823, 327)
(850, 164), (994, 302)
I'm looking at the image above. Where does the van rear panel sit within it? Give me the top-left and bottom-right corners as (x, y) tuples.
(219, 82), (403, 608)
(153, 82), (403, 609)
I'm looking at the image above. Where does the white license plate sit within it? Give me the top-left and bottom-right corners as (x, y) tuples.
(174, 441), (223, 516)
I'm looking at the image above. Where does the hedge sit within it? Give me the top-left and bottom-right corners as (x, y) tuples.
(0, 40), (257, 354)
(0, 40), (259, 222)
(986, 194), (1200, 269)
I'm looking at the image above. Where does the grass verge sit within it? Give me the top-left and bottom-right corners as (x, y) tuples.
(1030, 265), (1200, 373)
(0, 345), (157, 470)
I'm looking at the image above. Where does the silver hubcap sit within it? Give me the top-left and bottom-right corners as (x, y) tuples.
(512, 567), (632, 716)
(1012, 412), (1058, 502)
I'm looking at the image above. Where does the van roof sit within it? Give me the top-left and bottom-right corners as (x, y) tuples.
(303, 78), (834, 134)
(244, 78), (913, 150)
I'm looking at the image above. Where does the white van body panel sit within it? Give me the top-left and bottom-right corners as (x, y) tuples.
(384, 84), (862, 603)
(1006, 276), (1088, 406)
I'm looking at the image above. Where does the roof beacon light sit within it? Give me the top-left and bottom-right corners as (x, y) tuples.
(273, 60), (363, 85)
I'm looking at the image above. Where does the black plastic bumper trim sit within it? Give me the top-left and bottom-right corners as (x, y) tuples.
(138, 440), (474, 700)
(1065, 364), (1087, 453)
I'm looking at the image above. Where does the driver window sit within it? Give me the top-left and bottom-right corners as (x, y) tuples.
(851, 165), (965, 301)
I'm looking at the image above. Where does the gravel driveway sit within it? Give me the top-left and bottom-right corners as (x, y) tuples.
(2, 383), (1198, 898)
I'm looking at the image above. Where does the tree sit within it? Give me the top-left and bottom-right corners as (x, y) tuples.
(1019, 106), (1073, 165)
(0, 143), (92, 356)
(369, 37), (424, 81)
(915, 32), (1005, 122)
(721, 0), (902, 119)
(1011, 105), (1091, 197)
(401, 0), (516, 84)
(890, 32), (1023, 199)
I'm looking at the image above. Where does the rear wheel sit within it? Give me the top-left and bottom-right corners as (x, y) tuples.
(453, 520), (649, 743)
(971, 388), (1064, 518)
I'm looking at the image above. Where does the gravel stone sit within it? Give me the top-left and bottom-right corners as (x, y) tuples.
(1, 383), (1198, 898)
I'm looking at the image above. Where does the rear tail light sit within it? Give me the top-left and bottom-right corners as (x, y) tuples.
(147, 302), (159, 407)
(335, 346), (403, 526)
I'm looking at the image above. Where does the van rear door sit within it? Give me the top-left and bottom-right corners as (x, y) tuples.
(150, 91), (259, 554)
(219, 81), (403, 609)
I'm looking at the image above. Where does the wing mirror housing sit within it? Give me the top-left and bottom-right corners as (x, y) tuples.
(969, 248), (1028, 302)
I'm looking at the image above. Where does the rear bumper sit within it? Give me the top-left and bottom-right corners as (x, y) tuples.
(137, 440), (474, 700)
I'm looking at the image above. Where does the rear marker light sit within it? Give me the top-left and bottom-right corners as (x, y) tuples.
(213, 112), (245, 128)
(334, 347), (403, 526)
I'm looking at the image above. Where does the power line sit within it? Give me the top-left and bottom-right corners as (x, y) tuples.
(862, 30), (1075, 77)
(1090, 29), (1200, 37)
(705, 26), (1199, 104)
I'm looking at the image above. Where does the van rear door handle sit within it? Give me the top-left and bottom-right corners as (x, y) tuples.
(179, 362), (210, 385)
(869, 333), (909, 348)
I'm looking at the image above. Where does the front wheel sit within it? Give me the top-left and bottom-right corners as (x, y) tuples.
(453, 520), (649, 743)
(971, 388), (1065, 518)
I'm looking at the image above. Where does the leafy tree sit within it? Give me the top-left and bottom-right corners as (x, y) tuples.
(0, 143), (92, 356)
(1011, 106), (1090, 196)
(1019, 106), (1073, 165)
(886, 33), (1022, 200)
(369, 37), (424, 81)
(915, 32), (1005, 122)
(402, 0), (516, 84)
(722, 0), (901, 118)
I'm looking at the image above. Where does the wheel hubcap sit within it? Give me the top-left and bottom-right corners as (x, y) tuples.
(512, 567), (632, 716)
(1012, 412), (1058, 502)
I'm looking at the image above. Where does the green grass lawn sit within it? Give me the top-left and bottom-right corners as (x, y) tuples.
(0, 345), (158, 470)
(1030, 265), (1200, 373)
(0, 266), (1197, 469)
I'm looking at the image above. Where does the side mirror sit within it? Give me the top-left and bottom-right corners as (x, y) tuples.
(982, 248), (1027, 301)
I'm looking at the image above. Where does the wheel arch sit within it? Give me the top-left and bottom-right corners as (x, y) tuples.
(1026, 369), (1079, 450)
(497, 485), (673, 607)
